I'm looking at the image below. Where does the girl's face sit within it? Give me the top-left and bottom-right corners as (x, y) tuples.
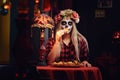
(60, 18), (73, 34)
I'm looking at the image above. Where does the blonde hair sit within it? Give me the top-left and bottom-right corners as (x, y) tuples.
(47, 21), (88, 64)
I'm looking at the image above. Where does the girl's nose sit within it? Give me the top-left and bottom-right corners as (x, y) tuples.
(65, 25), (68, 28)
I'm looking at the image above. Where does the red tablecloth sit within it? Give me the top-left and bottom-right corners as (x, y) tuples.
(36, 66), (102, 80)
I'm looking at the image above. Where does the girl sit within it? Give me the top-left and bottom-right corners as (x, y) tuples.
(46, 9), (91, 67)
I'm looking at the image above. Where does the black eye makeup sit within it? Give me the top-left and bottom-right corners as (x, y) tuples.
(61, 21), (73, 26)
(61, 21), (67, 25)
(68, 21), (72, 26)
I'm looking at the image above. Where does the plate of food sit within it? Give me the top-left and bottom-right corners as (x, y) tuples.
(51, 60), (83, 68)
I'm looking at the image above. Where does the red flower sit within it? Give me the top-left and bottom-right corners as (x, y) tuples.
(71, 11), (80, 23)
(54, 9), (80, 24)
(71, 11), (79, 19)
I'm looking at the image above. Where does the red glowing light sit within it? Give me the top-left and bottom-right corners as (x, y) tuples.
(4, 4), (10, 9)
(35, 0), (39, 3)
(15, 73), (19, 78)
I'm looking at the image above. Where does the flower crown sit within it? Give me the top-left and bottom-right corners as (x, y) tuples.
(54, 9), (80, 24)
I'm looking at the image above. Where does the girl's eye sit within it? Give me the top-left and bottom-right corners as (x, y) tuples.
(68, 22), (73, 26)
(61, 21), (67, 25)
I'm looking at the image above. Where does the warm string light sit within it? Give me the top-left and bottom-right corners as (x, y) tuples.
(3, 0), (7, 3)
(3, 0), (11, 9)
(3, 3), (10, 9)
(0, 0), (11, 15)
(40, 29), (44, 38)
(34, 0), (40, 16)
(52, 29), (54, 38)
(35, 0), (39, 3)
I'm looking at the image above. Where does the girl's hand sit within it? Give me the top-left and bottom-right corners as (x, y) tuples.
(56, 30), (65, 41)
(80, 61), (92, 67)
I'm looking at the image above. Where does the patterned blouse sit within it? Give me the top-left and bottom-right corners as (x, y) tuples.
(46, 36), (89, 62)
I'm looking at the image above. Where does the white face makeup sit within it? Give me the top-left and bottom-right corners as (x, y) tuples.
(60, 18), (73, 34)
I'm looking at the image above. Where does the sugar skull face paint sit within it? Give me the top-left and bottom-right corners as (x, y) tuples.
(60, 18), (73, 33)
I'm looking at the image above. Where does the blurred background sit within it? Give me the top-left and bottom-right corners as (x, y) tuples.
(0, 0), (120, 80)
